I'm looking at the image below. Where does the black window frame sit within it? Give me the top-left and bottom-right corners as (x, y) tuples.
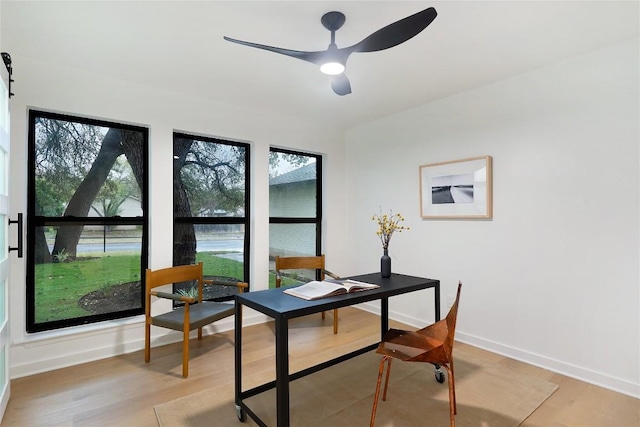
(173, 132), (250, 298)
(269, 148), (323, 272)
(26, 109), (149, 333)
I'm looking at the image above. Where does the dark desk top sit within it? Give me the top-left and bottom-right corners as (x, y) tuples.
(236, 272), (439, 319)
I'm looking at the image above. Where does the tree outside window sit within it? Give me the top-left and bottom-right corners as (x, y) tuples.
(173, 133), (249, 299)
(27, 110), (148, 332)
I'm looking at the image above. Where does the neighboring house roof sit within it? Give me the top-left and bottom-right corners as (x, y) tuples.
(269, 163), (316, 186)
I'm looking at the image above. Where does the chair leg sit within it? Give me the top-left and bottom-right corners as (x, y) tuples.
(144, 322), (151, 363)
(333, 309), (339, 334)
(450, 358), (456, 414)
(370, 356), (390, 427)
(182, 326), (190, 378)
(444, 364), (456, 427)
(382, 357), (392, 401)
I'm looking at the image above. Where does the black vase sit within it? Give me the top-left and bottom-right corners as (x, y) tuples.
(381, 249), (391, 278)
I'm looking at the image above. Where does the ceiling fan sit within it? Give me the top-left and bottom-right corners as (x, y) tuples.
(223, 7), (437, 96)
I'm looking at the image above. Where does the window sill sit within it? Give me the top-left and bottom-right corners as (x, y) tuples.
(14, 315), (145, 347)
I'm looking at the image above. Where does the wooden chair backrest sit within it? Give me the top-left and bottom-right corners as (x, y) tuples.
(443, 282), (462, 351)
(274, 255), (326, 287)
(145, 263), (204, 316)
(146, 263), (203, 291)
(414, 282), (461, 357)
(275, 255), (325, 271)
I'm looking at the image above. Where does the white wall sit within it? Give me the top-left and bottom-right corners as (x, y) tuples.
(344, 38), (639, 397)
(7, 56), (347, 377)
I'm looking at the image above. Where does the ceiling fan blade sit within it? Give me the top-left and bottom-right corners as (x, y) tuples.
(223, 36), (326, 64)
(351, 7), (437, 53)
(331, 74), (352, 96)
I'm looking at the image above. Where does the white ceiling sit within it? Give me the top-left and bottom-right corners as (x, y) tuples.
(2, 1), (638, 130)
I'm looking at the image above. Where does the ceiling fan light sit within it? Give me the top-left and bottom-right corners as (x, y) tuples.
(320, 62), (345, 75)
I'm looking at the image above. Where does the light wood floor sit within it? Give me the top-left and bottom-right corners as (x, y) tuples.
(2, 307), (638, 426)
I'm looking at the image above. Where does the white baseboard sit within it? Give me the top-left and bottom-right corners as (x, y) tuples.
(457, 331), (640, 399)
(10, 310), (270, 379)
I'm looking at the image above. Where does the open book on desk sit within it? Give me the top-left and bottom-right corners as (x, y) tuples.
(283, 279), (379, 301)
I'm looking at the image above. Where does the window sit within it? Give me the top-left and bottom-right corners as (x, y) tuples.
(173, 133), (249, 299)
(268, 149), (322, 287)
(27, 110), (148, 332)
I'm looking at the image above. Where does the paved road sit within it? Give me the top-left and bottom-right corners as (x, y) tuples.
(50, 239), (244, 254)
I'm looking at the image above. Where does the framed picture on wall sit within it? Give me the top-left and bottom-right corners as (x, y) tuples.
(419, 156), (493, 219)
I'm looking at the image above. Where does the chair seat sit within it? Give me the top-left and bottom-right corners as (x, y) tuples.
(151, 301), (234, 331)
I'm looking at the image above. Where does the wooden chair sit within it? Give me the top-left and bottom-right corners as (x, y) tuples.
(274, 254), (341, 334)
(370, 282), (462, 427)
(144, 262), (248, 378)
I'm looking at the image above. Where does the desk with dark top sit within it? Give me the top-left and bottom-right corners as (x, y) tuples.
(234, 272), (440, 427)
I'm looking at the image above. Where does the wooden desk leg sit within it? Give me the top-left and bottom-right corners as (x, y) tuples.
(275, 316), (290, 427)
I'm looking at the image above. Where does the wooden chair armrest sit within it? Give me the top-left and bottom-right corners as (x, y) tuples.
(151, 291), (196, 304)
(203, 279), (249, 293)
(323, 269), (340, 280)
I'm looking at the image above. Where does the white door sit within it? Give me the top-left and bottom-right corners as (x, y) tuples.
(0, 53), (12, 420)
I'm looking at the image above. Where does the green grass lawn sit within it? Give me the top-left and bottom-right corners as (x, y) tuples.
(35, 253), (142, 323)
(34, 252), (245, 324)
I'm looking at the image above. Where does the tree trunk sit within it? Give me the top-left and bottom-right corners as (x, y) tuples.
(173, 138), (196, 266)
(121, 130), (144, 195)
(52, 129), (124, 258)
(34, 226), (52, 264)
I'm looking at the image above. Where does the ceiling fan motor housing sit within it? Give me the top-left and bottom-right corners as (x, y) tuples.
(321, 11), (346, 32)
